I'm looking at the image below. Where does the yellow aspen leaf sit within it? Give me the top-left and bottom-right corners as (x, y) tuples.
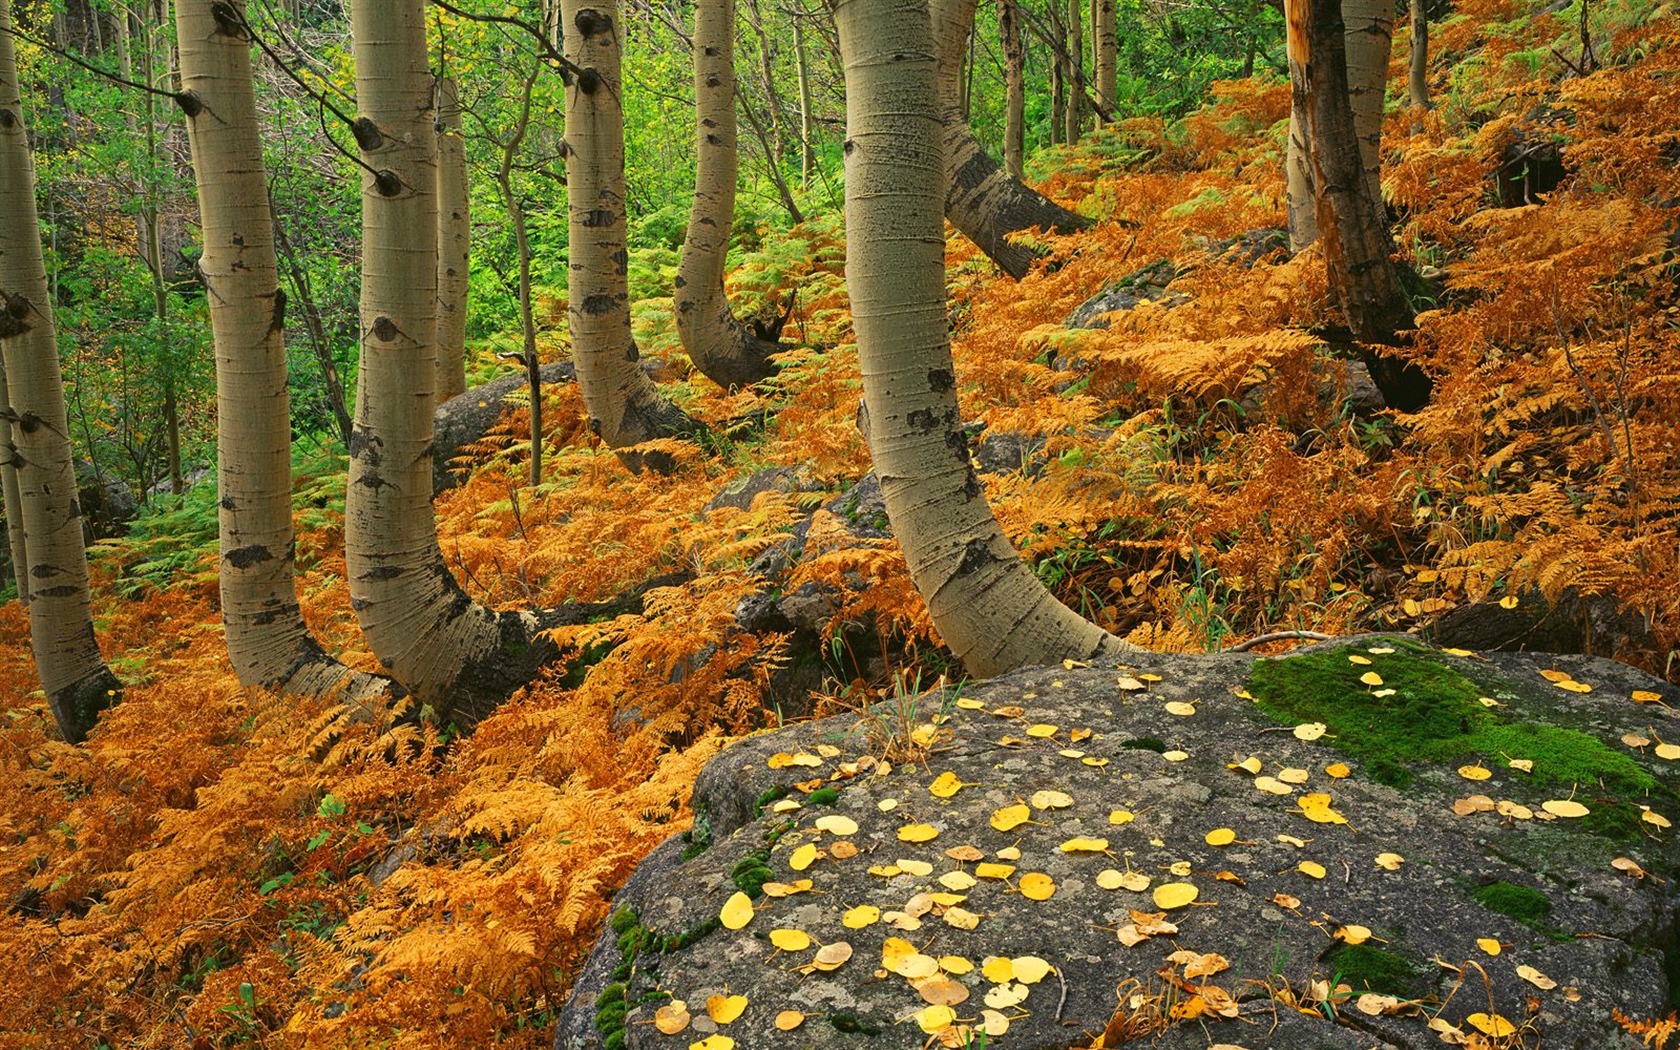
(1140, 673), (1163, 682)
(767, 752), (795, 769)
(1539, 669), (1573, 683)
(877, 798), (900, 812)
(1293, 722), (1327, 741)
(1059, 748), (1086, 759)
(1417, 569), (1439, 582)
(1478, 696), (1502, 707)
(814, 814), (858, 836)
(1458, 764), (1492, 781)
(1096, 868), (1125, 889)
(939, 870), (978, 891)
(914, 974), (971, 1006)
(719, 891), (755, 930)
(1640, 807), (1671, 829)
(774, 1010), (806, 1031)
(1231, 756), (1263, 774)
(1326, 762), (1351, 778)
(1255, 776), (1293, 795)
(1026, 723), (1058, 738)
(1496, 800), (1533, 820)
(1117, 676), (1146, 691)
(1298, 861), (1326, 879)
(1499, 595), (1519, 609)
(927, 892), (966, 907)
(1279, 767), (1310, 784)
(1624, 733), (1652, 747)
(788, 843), (821, 871)
(1452, 795), (1496, 815)
(1011, 956), (1052, 983)
(945, 845), (984, 862)
(1070, 728), (1093, 742)
(1205, 828), (1237, 846)
(1276, 833), (1310, 847)
(913, 1005), (957, 1034)
(1164, 701), (1197, 716)
(1109, 808), (1137, 824)
(940, 955), (973, 974)
(1506, 758), (1534, 773)
(789, 752), (823, 767)
(975, 862), (1016, 879)
(1612, 857), (1648, 877)
(1060, 836), (1109, 852)
(1368, 646), (1395, 654)
(1163, 750), (1190, 762)
(1337, 924), (1373, 945)
(898, 823), (939, 843)
(1297, 792), (1348, 824)
(981, 956), (1014, 983)
(706, 993), (748, 1024)
(1031, 789), (1073, 809)
(1631, 690), (1663, 703)
(1402, 599), (1422, 617)
(1442, 648), (1476, 657)
(956, 697), (985, 710)
(770, 799), (802, 814)
(991, 804), (1032, 831)
(1477, 937), (1502, 955)
(762, 878), (813, 896)
(1273, 892), (1301, 909)
(1082, 756), (1110, 767)
(1655, 743), (1680, 760)
(830, 841), (859, 859)
(983, 982), (1029, 1008)
(689, 1036), (734, 1050)
(996, 845), (1022, 860)
(811, 941), (853, 971)
(978, 1009), (1010, 1036)
(1167, 861), (1192, 876)
(842, 905), (880, 929)
(1542, 799), (1590, 818)
(941, 906), (980, 930)
(929, 772), (966, 798)
(1019, 872), (1057, 900)
(1348, 655), (1372, 665)
(769, 928), (811, 951)
(655, 1001), (691, 1034)
(990, 705), (1026, 718)
(1234, 688), (1255, 700)
(866, 864), (901, 878)
(1153, 882), (1199, 909)
(1467, 1013), (1516, 1038)
(1557, 680), (1593, 693)
(1517, 964), (1556, 990)
(896, 858), (934, 876)
(1359, 672), (1384, 687)
(1375, 852), (1404, 870)
(896, 953), (940, 979)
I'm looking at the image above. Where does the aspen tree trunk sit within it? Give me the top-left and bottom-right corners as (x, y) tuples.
(832, 0), (1132, 676)
(0, 363), (27, 603)
(0, 0), (122, 742)
(1064, 0), (1082, 142)
(1290, 0), (1432, 411)
(174, 0), (388, 703)
(998, 0), (1025, 179)
(742, 0), (790, 165)
(676, 0), (783, 391)
(563, 0), (699, 454)
(933, 0), (1093, 281)
(344, 0), (552, 725)
(795, 16), (816, 190)
(1095, 0), (1116, 125)
(1409, 0), (1429, 133)
(1287, 0), (1390, 249)
(1047, 1), (1065, 145)
(435, 77), (470, 403)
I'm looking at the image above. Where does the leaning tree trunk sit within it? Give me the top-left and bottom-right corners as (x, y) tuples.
(435, 76), (470, 403)
(345, 0), (555, 725)
(833, 0), (1133, 676)
(932, 0), (1093, 280)
(563, 0), (699, 454)
(1094, 0), (1117, 125)
(1287, 0), (1391, 248)
(1063, 0), (1082, 142)
(1409, 0), (1429, 133)
(998, 0), (1024, 179)
(0, 362), (27, 603)
(0, 0), (122, 742)
(675, 0), (785, 391)
(174, 0), (391, 705)
(1291, 0), (1432, 411)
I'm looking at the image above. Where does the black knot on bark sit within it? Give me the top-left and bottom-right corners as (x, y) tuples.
(373, 169), (403, 196)
(175, 90), (205, 118)
(370, 316), (400, 342)
(350, 116), (384, 151)
(574, 8), (612, 36)
(577, 68), (602, 95)
(209, 1), (247, 38)
(0, 292), (31, 337)
(0, 108), (16, 128)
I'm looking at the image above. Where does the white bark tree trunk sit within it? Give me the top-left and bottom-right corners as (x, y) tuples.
(435, 76), (470, 403)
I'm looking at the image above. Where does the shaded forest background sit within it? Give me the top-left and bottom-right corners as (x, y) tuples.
(2, 0), (1679, 1046)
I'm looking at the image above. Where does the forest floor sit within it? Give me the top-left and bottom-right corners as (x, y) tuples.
(2, 1), (1678, 1046)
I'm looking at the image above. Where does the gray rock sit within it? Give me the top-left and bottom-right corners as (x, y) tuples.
(703, 466), (817, 515)
(76, 461), (137, 542)
(432, 360), (576, 494)
(1064, 259), (1186, 331)
(556, 640), (1678, 1050)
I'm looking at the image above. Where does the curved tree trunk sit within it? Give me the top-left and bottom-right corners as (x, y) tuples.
(0, 362), (27, 603)
(833, 0), (1134, 677)
(435, 76), (470, 404)
(563, 0), (700, 455)
(1094, 0), (1117, 125)
(345, 0), (553, 726)
(1291, 0), (1432, 411)
(998, 0), (1024, 179)
(1409, 0), (1429, 133)
(175, 0), (391, 704)
(675, 0), (784, 391)
(1287, 0), (1390, 250)
(0, 0), (122, 742)
(933, 0), (1093, 280)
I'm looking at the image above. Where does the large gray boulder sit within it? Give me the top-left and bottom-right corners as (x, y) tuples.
(556, 640), (1678, 1050)
(432, 361), (575, 494)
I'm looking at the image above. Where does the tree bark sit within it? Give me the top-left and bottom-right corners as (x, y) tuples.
(563, 0), (700, 457)
(1064, 0), (1082, 143)
(0, 361), (28, 603)
(933, 0), (1093, 280)
(1047, 1), (1065, 145)
(1094, 0), (1116, 125)
(344, 0), (553, 725)
(998, 0), (1024, 179)
(676, 0), (784, 391)
(435, 76), (470, 403)
(1409, 0), (1429, 133)
(174, 0), (389, 705)
(272, 212), (352, 446)
(832, 0), (1134, 677)
(1287, 0), (1390, 249)
(1290, 0), (1432, 410)
(0, 0), (122, 742)
(794, 15), (816, 190)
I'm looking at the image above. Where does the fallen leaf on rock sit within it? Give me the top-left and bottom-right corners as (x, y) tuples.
(1019, 872), (1057, 900)
(1031, 790), (1074, 810)
(1293, 722), (1328, 741)
(719, 892), (755, 930)
(814, 814), (858, 836)
(688, 1036), (733, 1050)
(1012, 956), (1053, 983)
(996, 845), (1023, 861)
(1375, 852), (1404, 870)
(1026, 723), (1059, 738)
(1640, 807), (1671, 829)
(1205, 828), (1237, 846)
(1153, 882), (1199, 909)
(1297, 792), (1348, 824)
(914, 1005), (957, 1034)
(1298, 861), (1326, 879)
(1542, 799), (1590, 818)
(1452, 795), (1496, 816)
(761, 879), (813, 896)
(979, 1009), (1010, 1036)
(1517, 964), (1556, 990)
(1255, 776), (1293, 796)
(829, 840), (859, 859)
(914, 974), (971, 1006)
(940, 955), (973, 974)
(1656, 741), (1680, 760)
(1109, 808), (1137, 824)
(1117, 676), (1147, 691)
(1276, 833), (1310, 847)
(1279, 767), (1310, 784)
(939, 870), (978, 891)
(1632, 689), (1663, 703)
(655, 1000), (691, 1034)
(991, 804), (1032, 831)
(1506, 758), (1534, 773)
(774, 1010), (806, 1031)
(955, 696), (985, 710)
(769, 928), (811, 951)
(983, 982), (1030, 1008)
(981, 956), (1015, 983)
(1166, 950), (1230, 978)
(975, 862), (1016, 880)
(1168, 861), (1193, 876)
(877, 798), (899, 812)
(811, 941), (852, 971)
(867, 864), (901, 878)
(942, 906), (980, 930)
(897, 859), (934, 877)
(1476, 937), (1501, 955)
(1061, 836), (1110, 852)
(1458, 764), (1492, 781)
(770, 798), (801, 814)
(842, 905), (880, 929)
(1325, 762), (1351, 778)
(1359, 672), (1384, 687)
(706, 993), (747, 1024)
(1164, 701), (1197, 716)
(1496, 800), (1533, 820)
(788, 843), (821, 871)
(1272, 892), (1301, 910)
(898, 823), (939, 843)
(991, 705), (1026, 718)
(1355, 993), (1399, 1016)
(1466, 1012), (1516, 1038)
(1336, 924), (1373, 945)
(1231, 756), (1263, 774)
(1611, 856), (1648, 878)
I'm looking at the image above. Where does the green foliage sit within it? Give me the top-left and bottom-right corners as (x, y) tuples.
(1471, 881), (1553, 924)
(1325, 943), (1423, 998)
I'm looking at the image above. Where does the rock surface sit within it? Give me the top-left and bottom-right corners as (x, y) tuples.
(432, 361), (576, 494)
(555, 641), (1679, 1050)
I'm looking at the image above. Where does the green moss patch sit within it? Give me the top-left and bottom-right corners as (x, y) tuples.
(1472, 880), (1553, 924)
(1246, 643), (1653, 796)
(1324, 943), (1423, 998)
